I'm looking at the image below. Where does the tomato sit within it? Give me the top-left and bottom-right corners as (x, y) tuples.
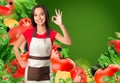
(94, 64), (120, 83)
(70, 66), (87, 83)
(7, 0), (14, 11)
(8, 18), (32, 45)
(51, 44), (75, 73)
(109, 40), (120, 55)
(19, 18), (32, 27)
(51, 58), (75, 73)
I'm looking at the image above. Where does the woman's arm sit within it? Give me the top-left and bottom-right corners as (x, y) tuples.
(52, 9), (72, 45)
(13, 35), (27, 68)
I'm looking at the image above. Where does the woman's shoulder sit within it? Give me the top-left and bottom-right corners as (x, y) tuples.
(23, 27), (34, 36)
(50, 29), (57, 38)
(25, 27), (34, 32)
(50, 29), (57, 34)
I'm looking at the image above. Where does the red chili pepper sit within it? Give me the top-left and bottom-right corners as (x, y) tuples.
(5, 52), (28, 78)
(109, 40), (120, 55)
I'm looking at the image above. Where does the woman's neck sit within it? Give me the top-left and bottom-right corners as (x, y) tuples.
(37, 25), (46, 35)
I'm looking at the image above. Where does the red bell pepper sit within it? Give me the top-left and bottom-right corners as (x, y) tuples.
(0, 0), (14, 16)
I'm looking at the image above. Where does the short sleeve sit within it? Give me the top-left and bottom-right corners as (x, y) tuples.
(50, 30), (57, 44)
(23, 28), (33, 39)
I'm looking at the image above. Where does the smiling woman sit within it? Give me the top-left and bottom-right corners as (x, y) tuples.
(13, 4), (72, 83)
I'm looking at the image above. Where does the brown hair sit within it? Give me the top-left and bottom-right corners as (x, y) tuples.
(31, 4), (50, 36)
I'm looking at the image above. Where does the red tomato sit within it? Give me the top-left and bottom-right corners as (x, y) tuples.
(94, 64), (120, 83)
(8, 18), (32, 45)
(51, 58), (75, 73)
(7, 0), (14, 11)
(19, 18), (32, 27)
(8, 18), (32, 44)
(51, 44), (75, 73)
(70, 66), (87, 83)
(109, 40), (120, 54)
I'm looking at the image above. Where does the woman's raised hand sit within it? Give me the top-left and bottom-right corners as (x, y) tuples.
(52, 9), (63, 26)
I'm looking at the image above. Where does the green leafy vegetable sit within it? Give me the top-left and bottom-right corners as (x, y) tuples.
(0, 0), (6, 6)
(98, 46), (120, 68)
(61, 48), (69, 58)
(13, 0), (37, 20)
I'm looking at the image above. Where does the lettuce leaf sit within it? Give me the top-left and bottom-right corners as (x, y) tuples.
(98, 46), (120, 68)
(13, 0), (37, 20)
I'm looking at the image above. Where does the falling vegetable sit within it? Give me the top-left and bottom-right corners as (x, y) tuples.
(51, 44), (75, 73)
(5, 52), (28, 78)
(4, 18), (18, 29)
(109, 40), (120, 55)
(8, 17), (32, 45)
(70, 66), (87, 83)
(0, 0), (14, 16)
(55, 70), (73, 83)
(94, 64), (120, 83)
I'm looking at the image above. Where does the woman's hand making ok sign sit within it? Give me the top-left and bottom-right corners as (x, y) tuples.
(52, 9), (63, 26)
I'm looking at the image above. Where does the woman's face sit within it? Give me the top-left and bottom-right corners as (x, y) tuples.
(34, 7), (46, 26)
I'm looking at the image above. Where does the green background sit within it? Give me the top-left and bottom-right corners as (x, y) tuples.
(36, 0), (120, 65)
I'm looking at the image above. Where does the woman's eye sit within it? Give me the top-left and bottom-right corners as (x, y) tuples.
(34, 14), (37, 16)
(41, 13), (45, 15)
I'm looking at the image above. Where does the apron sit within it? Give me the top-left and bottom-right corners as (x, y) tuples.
(25, 31), (52, 83)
